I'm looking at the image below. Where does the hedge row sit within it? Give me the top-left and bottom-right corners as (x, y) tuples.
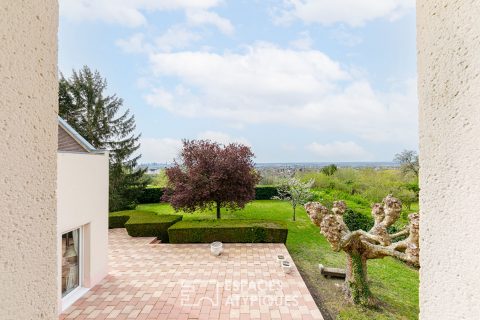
(138, 187), (165, 204)
(254, 186), (279, 200)
(167, 219), (288, 244)
(109, 210), (182, 242)
(137, 186), (278, 204)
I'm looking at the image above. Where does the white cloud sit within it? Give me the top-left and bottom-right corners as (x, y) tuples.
(197, 131), (250, 146)
(145, 43), (417, 145)
(116, 33), (151, 54)
(331, 28), (363, 47)
(186, 10), (234, 35)
(116, 27), (202, 54)
(155, 26), (202, 52)
(60, 0), (228, 29)
(307, 141), (373, 161)
(139, 132), (251, 163)
(290, 31), (313, 50)
(140, 137), (182, 163)
(274, 0), (415, 27)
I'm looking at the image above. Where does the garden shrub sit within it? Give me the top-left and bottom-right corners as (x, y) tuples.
(138, 187), (164, 204)
(168, 219), (288, 243)
(138, 186), (278, 204)
(109, 215), (130, 229)
(109, 210), (182, 242)
(138, 186), (279, 203)
(343, 209), (374, 231)
(255, 186), (278, 200)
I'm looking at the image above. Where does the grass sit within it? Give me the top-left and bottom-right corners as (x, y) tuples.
(137, 200), (419, 320)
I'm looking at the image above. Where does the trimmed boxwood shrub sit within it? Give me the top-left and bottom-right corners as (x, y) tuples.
(168, 219), (288, 243)
(138, 187), (165, 204)
(254, 186), (278, 200)
(109, 210), (182, 242)
(138, 186), (278, 204)
(109, 215), (130, 229)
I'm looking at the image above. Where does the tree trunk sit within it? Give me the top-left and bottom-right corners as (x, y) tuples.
(344, 253), (372, 306)
(293, 206), (296, 221)
(216, 202), (221, 219)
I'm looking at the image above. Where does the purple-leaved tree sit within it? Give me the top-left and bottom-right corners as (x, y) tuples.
(163, 140), (260, 219)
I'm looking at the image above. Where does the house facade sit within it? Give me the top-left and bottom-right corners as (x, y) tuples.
(57, 117), (109, 311)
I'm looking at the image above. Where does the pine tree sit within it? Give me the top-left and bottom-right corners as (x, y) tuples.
(59, 66), (147, 211)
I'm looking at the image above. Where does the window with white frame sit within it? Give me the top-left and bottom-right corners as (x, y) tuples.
(61, 228), (81, 297)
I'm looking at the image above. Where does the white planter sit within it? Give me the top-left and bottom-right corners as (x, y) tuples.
(282, 260), (292, 274)
(277, 255), (285, 267)
(210, 242), (223, 256)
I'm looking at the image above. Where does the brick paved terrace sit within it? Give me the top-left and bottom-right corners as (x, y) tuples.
(60, 228), (323, 319)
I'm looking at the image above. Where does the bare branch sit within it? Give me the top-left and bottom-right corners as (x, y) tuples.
(341, 230), (384, 247)
(390, 228), (409, 240)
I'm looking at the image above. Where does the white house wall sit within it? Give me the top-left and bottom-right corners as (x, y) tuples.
(57, 152), (109, 308)
(0, 1), (58, 318)
(418, 1), (480, 319)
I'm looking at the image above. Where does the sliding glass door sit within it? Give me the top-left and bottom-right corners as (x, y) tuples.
(61, 229), (81, 297)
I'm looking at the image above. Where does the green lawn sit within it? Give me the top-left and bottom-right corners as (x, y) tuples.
(137, 200), (419, 320)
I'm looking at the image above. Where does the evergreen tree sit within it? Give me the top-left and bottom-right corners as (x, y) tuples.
(59, 66), (147, 211)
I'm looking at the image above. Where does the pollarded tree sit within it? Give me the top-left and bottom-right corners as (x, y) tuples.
(275, 178), (314, 221)
(163, 140), (260, 219)
(304, 195), (419, 306)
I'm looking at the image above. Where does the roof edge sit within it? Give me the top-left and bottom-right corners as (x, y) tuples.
(58, 116), (107, 154)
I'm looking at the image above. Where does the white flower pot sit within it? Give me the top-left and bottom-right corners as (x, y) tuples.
(277, 254), (285, 267)
(282, 260), (292, 274)
(210, 241), (223, 256)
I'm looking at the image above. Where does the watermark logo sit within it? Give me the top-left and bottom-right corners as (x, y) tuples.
(180, 279), (299, 307)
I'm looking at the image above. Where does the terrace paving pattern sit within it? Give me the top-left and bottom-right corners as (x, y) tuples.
(60, 228), (323, 319)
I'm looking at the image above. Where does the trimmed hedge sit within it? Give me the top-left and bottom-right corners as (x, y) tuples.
(109, 215), (130, 229)
(109, 210), (182, 242)
(138, 187), (165, 204)
(254, 186), (279, 200)
(137, 186), (279, 204)
(168, 219), (288, 243)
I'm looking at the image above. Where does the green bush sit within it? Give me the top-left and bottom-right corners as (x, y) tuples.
(138, 186), (278, 203)
(321, 164), (338, 176)
(109, 210), (182, 242)
(168, 219), (288, 243)
(138, 187), (164, 204)
(109, 215), (130, 229)
(343, 209), (374, 231)
(255, 186), (278, 200)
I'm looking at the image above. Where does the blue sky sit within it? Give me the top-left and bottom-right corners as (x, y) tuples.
(59, 0), (417, 164)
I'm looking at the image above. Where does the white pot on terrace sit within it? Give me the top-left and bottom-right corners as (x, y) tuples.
(210, 241), (223, 256)
(282, 260), (292, 274)
(277, 254), (285, 267)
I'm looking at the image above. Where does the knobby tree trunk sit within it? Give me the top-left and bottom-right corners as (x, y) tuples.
(345, 252), (372, 306)
(293, 205), (296, 221)
(216, 201), (221, 219)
